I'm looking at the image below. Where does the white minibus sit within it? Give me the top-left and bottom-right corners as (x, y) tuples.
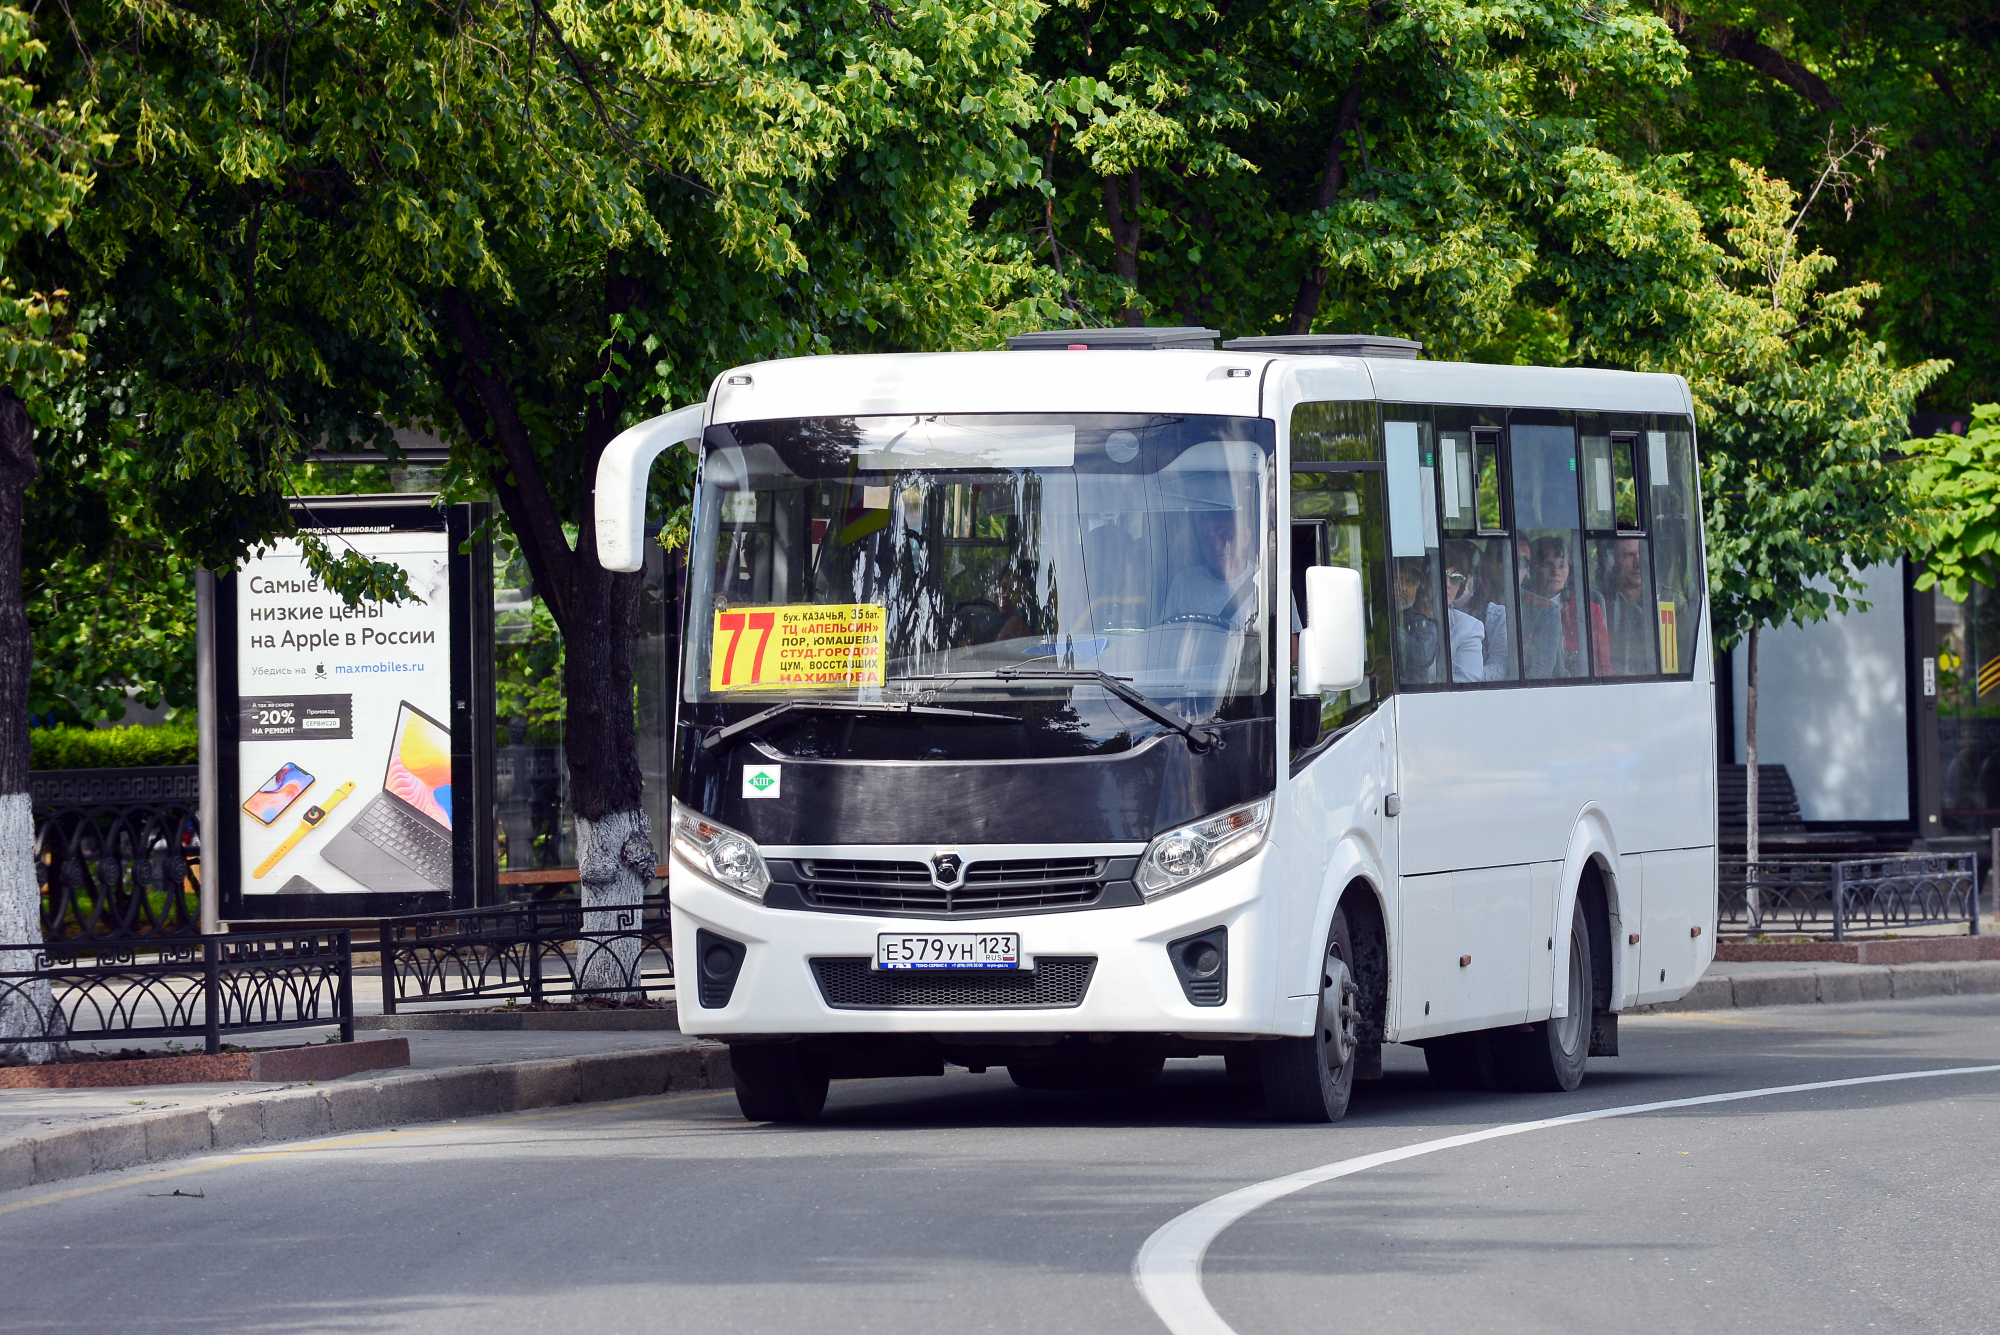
(596, 328), (1717, 1123)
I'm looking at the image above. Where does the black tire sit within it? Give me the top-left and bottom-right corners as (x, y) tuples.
(1008, 1056), (1165, 1091)
(1260, 905), (1361, 1122)
(1424, 1030), (1500, 1091)
(1493, 898), (1593, 1092)
(729, 1043), (830, 1122)
(1223, 1048), (1260, 1084)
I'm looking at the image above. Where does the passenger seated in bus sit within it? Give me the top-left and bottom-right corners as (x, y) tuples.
(1442, 541), (1491, 683)
(1394, 559), (1439, 684)
(1472, 540), (1516, 680)
(1599, 537), (1655, 675)
(1519, 536), (1576, 677)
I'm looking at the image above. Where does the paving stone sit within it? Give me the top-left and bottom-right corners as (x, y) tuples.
(32, 1128), (92, 1183)
(0, 1135), (32, 1191)
(373, 1073), (444, 1126)
(1950, 961), (2000, 995)
(493, 1057), (581, 1112)
(1888, 963), (1958, 999)
(257, 1089), (332, 1142)
(323, 1080), (383, 1132)
(428, 1066), (501, 1119)
(1728, 971), (1819, 1008)
(86, 1119), (148, 1172)
(142, 1108), (213, 1160)
(207, 1097), (266, 1150)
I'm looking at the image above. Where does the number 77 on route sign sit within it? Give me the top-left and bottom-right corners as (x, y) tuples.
(709, 604), (887, 691)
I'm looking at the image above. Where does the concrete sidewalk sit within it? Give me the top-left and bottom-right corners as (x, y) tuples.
(0, 1022), (731, 1196)
(1634, 957), (2000, 1013)
(7, 955), (2000, 1198)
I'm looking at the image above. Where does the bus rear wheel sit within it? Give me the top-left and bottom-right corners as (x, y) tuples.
(1260, 905), (1360, 1123)
(1493, 898), (1593, 1092)
(729, 1043), (830, 1122)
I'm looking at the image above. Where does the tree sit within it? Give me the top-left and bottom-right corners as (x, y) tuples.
(1687, 148), (1947, 917)
(18, 2), (1047, 980)
(0, 3), (108, 1060)
(1908, 404), (2000, 604)
(1642, 2), (2000, 407)
(996, 0), (1715, 366)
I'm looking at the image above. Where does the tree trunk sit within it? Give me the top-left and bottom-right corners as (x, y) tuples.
(434, 285), (656, 998)
(1287, 80), (1366, 335)
(1745, 624), (1761, 933)
(0, 390), (62, 1062)
(1099, 173), (1145, 326)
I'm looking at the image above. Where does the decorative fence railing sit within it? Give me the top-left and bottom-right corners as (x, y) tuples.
(0, 931), (353, 1058)
(379, 897), (673, 1013)
(32, 766), (202, 941)
(1719, 855), (1980, 939)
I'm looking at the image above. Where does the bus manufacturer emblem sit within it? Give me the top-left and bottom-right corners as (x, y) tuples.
(930, 852), (965, 889)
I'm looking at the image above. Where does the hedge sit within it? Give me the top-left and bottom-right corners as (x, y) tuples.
(29, 722), (200, 770)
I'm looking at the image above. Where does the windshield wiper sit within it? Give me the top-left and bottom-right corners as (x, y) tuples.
(700, 699), (1022, 752)
(893, 669), (1223, 753)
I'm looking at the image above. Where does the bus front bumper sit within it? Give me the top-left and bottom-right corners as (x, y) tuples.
(668, 845), (1296, 1039)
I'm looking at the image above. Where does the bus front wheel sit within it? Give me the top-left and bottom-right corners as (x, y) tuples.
(729, 1043), (831, 1122)
(1260, 906), (1360, 1123)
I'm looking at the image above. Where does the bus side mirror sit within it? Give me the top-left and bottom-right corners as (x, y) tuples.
(593, 402), (707, 572)
(1298, 565), (1365, 695)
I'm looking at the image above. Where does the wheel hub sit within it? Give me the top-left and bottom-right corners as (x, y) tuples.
(1321, 956), (1359, 1070)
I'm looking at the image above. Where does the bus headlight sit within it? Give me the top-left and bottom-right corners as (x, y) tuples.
(672, 803), (770, 902)
(1136, 798), (1271, 899)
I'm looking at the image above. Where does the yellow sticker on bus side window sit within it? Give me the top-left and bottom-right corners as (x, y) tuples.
(710, 605), (887, 691)
(1657, 600), (1679, 674)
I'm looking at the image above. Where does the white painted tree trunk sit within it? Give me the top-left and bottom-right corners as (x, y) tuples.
(0, 792), (64, 1063)
(1745, 626), (1762, 933)
(574, 807), (656, 1000)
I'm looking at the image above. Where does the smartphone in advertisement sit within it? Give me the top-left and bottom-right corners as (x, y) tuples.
(243, 762), (315, 824)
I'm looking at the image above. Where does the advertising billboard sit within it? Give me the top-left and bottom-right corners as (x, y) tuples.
(215, 496), (492, 920)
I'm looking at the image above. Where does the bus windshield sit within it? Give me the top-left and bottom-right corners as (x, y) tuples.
(684, 413), (1275, 735)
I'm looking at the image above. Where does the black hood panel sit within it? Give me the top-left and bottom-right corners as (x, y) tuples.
(675, 719), (1274, 844)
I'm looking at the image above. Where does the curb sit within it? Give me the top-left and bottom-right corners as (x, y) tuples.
(354, 1009), (679, 1031)
(0, 1040), (733, 1196)
(1631, 960), (2000, 1014)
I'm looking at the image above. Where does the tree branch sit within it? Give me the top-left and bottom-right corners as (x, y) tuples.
(433, 288), (577, 629)
(1287, 79), (1365, 335)
(1689, 23), (1840, 113)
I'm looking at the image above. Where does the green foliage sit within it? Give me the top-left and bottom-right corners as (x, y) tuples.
(1689, 159), (1949, 651)
(23, 428), (196, 721)
(998, 0), (1715, 364)
(0, 3), (107, 419)
(1909, 404), (2000, 604)
(1624, 3), (2000, 408)
(29, 721), (198, 770)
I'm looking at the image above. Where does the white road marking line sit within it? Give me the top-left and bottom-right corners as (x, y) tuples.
(1133, 1063), (2000, 1335)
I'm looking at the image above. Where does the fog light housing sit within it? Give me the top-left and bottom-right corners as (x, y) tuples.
(1167, 926), (1228, 1007)
(694, 929), (746, 1009)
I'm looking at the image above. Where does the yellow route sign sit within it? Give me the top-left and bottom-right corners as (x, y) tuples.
(710, 604), (887, 691)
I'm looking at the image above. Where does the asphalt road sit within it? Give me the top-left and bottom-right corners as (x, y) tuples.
(5, 996), (1998, 1335)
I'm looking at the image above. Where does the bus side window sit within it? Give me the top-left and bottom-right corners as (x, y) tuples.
(1386, 410), (1450, 687)
(1436, 415), (1516, 683)
(1648, 416), (1705, 676)
(1510, 413), (1596, 681)
(1289, 401), (1391, 757)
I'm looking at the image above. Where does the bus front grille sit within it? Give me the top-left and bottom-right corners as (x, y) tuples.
(809, 956), (1097, 1009)
(796, 857), (1107, 914)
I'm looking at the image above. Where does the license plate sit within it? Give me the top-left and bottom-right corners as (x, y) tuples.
(874, 932), (1021, 970)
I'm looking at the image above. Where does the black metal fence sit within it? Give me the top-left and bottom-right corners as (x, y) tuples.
(0, 930), (354, 1058)
(1719, 854), (1981, 939)
(32, 766), (202, 941)
(379, 897), (673, 1013)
